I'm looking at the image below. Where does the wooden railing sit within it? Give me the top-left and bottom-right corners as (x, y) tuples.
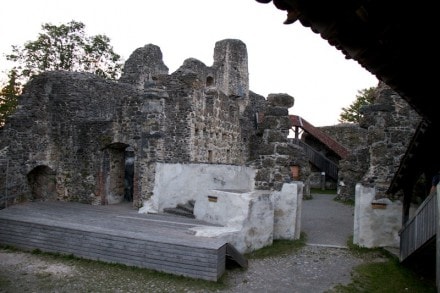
(399, 193), (437, 262)
(290, 139), (339, 180)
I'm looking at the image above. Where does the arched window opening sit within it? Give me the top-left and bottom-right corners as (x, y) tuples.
(206, 76), (214, 87)
(27, 165), (57, 201)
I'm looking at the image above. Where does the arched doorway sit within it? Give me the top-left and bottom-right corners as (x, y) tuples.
(27, 165), (57, 201)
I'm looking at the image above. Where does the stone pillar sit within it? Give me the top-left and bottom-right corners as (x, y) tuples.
(272, 182), (303, 240)
(254, 93), (295, 191)
(213, 39), (249, 100)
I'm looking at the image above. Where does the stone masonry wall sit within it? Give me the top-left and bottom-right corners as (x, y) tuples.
(359, 82), (421, 199)
(0, 71), (167, 207)
(327, 82), (421, 201)
(320, 124), (368, 200)
(0, 39), (302, 207)
(251, 93), (309, 191)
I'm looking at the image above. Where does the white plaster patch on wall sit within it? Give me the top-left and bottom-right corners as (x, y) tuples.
(353, 183), (402, 248)
(139, 162), (255, 213)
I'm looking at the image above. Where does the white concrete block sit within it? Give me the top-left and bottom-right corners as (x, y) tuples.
(272, 182), (303, 240)
(192, 189), (273, 254)
(354, 183), (401, 248)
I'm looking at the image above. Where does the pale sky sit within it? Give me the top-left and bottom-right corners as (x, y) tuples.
(0, 0), (378, 126)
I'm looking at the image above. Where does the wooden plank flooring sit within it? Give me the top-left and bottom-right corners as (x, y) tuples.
(0, 201), (230, 281)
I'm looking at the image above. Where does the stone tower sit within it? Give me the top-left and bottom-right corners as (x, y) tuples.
(212, 39), (249, 102)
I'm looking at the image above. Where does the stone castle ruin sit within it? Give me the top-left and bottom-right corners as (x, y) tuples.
(0, 39), (308, 253)
(1, 37), (419, 253)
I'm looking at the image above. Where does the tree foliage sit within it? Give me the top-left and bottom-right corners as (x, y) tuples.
(1, 20), (123, 125)
(0, 70), (21, 126)
(6, 20), (123, 81)
(338, 87), (376, 123)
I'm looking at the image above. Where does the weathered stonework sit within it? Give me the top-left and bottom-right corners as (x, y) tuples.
(322, 82), (421, 201)
(119, 44), (169, 89)
(0, 39), (306, 209)
(359, 83), (421, 199)
(319, 124), (369, 199)
(251, 93), (307, 190)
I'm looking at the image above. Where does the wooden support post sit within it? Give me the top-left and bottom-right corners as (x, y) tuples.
(437, 185), (440, 289)
(402, 186), (412, 225)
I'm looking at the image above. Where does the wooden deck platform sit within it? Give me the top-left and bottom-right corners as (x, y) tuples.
(0, 201), (245, 281)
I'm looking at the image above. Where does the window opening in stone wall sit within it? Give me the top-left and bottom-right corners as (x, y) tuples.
(208, 150), (213, 163)
(27, 165), (57, 201)
(226, 149), (230, 163)
(206, 76), (214, 87)
(291, 165), (300, 180)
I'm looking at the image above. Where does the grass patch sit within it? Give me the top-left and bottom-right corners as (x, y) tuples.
(330, 237), (437, 292)
(0, 244), (21, 252)
(345, 236), (390, 258)
(330, 258), (437, 293)
(245, 232), (307, 259)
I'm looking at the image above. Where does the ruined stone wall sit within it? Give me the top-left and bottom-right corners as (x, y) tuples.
(119, 44), (169, 89)
(319, 124), (368, 199)
(331, 82), (421, 201)
(320, 124), (367, 151)
(0, 38), (304, 208)
(359, 82), (421, 199)
(127, 39), (251, 166)
(158, 58), (247, 165)
(251, 94), (309, 191)
(0, 71), (166, 207)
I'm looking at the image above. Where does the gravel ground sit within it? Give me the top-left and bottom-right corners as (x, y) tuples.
(0, 244), (380, 293)
(0, 194), (386, 292)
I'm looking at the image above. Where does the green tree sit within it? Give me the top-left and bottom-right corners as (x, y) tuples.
(339, 87), (376, 123)
(0, 70), (21, 126)
(6, 20), (123, 82)
(1, 20), (123, 124)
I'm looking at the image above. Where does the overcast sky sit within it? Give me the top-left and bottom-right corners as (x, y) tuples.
(0, 0), (378, 126)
